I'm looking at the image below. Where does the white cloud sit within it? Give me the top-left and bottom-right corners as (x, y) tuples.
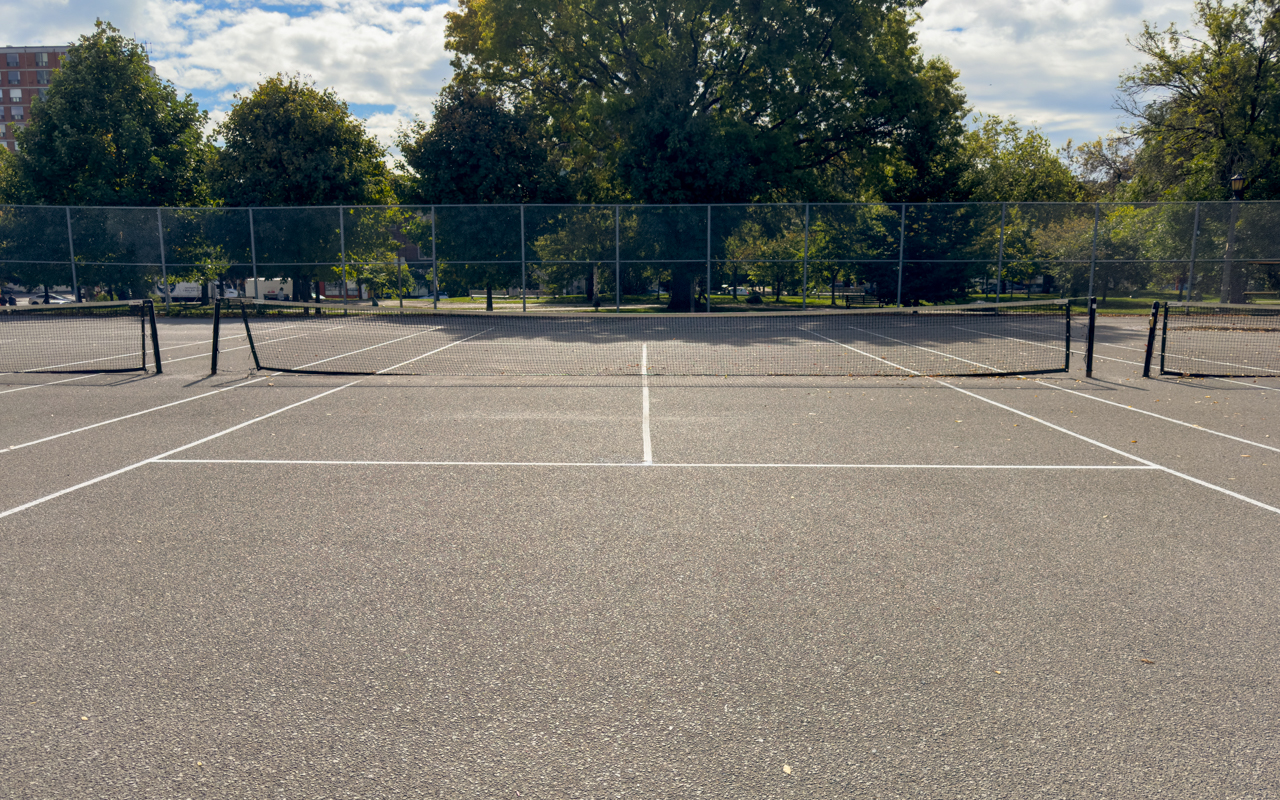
(916, 0), (1197, 146)
(9, 0), (456, 155)
(11, 0), (1202, 155)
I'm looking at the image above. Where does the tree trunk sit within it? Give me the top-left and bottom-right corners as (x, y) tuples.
(486, 284), (493, 311)
(585, 267), (596, 303)
(664, 266), (697, 311)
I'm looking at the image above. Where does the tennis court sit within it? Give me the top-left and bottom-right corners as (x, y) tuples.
(1, 304), (1277, 798)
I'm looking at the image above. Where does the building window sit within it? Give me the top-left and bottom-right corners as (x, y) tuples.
(8, 89), (19, 102)
(6, 71), (17, 85)
(37, 89), (47, 100)
(12, 106), (22, 120)
(5, 54), (16, 68)
(35, 53), (48, 67)
(0, 123), (6, 136)
(36, 70), (50, 85)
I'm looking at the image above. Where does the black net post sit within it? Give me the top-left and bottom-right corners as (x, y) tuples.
(1142, 300), (1159, 378)
(147, 300), (162, 374)
(1085, 297), (1097, 378)
(1064, 301), (1072, 372)
(210, 298), (221, 375)
(1158, 302), (1170, 375)
(239, 300), (262, 370)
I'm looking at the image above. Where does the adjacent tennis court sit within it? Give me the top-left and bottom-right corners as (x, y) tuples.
(1, 305), (1277, 797)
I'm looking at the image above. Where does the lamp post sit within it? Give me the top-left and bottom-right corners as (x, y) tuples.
(1221, 173), (1244, 303)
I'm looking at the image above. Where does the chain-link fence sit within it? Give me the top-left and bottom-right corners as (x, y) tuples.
(2, 202), (1278, 308)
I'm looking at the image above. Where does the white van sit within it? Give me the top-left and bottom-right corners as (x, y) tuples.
(156, 281), (239, 300)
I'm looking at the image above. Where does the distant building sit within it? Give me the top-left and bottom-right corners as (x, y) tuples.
(0, 46), (69, 151)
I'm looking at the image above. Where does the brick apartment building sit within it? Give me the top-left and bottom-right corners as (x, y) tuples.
(0, 46), (69, 151)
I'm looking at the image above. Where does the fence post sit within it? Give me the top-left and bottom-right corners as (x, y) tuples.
(995, 203), (1006, 303)
(156, 208), (170, 310)
(802, 203), (809, 309)
(1085, 296), (1097, 378)
(64, 207), (78, 301)
(431, 206), (438, 310)
(521, 204), (527, 312)
(1088, 203), (1100, 300)
(1222, 199), (1241, 303)
(896, 203), (906, 307)
(248, 208), (259, 300)
(616, 205), (621, 311)
(1185, 202), (1200, 301)
(706, 205), (712, 313)
(339, 206), (348, 305)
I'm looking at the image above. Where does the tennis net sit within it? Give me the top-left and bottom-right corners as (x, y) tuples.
(0, 300), (160, 374)
(1158, 302), (1280, 377)
(234, 299), (1070, 378)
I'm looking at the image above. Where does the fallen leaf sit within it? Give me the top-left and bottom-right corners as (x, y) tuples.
(783, 765), (792, 775)
(1130, 440), (1137, 443)
(1140, 659), (1155, 664)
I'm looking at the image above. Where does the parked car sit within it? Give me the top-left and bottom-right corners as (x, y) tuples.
(32, 293), (74, 304)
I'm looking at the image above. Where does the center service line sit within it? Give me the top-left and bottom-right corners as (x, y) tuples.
(805, 329), (1280, 516)
(641, 343), (653, 464)
(0, 380), (359, 520)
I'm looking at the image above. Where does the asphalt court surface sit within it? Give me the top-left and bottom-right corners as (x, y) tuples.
(2, 313), (1278, 798)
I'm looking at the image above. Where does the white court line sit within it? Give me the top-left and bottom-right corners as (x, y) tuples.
(1032, 381), (1280, 455)
(156, 459), (1159, 470)
(1215, 377), (1280, 391)
(0, 374), (98, 395)
(163, 330), (321, 365)
(0, 381), (358, 520)
(641, 343), (653, 464)
(807, 330), (1280, 516)
(12, 328), (251, 373)
(1, 374), (277, 453)
(374, 327), (494, 374)
(291, 327), (438, 370)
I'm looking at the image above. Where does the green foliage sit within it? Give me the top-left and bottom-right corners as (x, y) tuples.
(4, 20), (210, 206)
(1119, 0), (1280, 199)
(445, 0), (968, 205)
(209, 74), (394, 207)
(957, 116), (1083, 202)
(396, 86), (570, 204)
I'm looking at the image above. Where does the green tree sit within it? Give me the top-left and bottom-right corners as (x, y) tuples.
(956, 116), (1083, 203)
(396, 86), (570, 205)
(1119, 0), (1280, 200)
(445, 0), (967, 308)
(396, 86), (572, 308)
(209, 74), (396, 301)
(5, 20), (210, 207)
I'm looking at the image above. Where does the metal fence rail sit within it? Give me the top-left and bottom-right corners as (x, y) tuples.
(2, 202), (1278, 310)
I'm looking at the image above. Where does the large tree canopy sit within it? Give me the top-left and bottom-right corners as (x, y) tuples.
(209, 74), (393, 207)
(445, 0), (968, 205)
(5, 20), (209, 206)
(1119, 0), (1280, 200)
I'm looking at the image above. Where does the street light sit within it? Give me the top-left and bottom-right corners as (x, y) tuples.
(1223, 173), (1245, 302)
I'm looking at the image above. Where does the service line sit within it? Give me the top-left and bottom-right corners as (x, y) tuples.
(0, 381), (358, 519)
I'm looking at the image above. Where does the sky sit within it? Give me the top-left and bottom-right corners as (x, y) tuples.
(3, 0), (1198, 157)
